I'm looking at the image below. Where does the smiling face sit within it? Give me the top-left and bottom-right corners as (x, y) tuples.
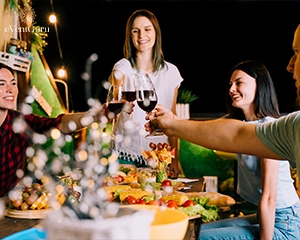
(229, 70), (257, 114)
(287, 24), (300, 107)
(0, 67), (18, 111)
(131, 16), (156, 53)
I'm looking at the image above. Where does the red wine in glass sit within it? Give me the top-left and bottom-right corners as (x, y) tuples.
(134, 74), (164, 138)
(107, 102), (125, 115)
(122, 75), (139, 126)
(137, 100), (157, 112)
(136, 90), (157, 112)
(122, 91), (136, 102)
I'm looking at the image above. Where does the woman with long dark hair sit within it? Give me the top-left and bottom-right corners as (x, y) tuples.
(200, 60), (300, 239)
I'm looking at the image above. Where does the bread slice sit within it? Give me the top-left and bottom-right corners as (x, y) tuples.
(185, 192), (236, 207)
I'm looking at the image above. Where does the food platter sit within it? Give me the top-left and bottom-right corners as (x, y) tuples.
(5, 208), (52, 219)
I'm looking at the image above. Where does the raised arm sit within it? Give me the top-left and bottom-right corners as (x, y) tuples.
(146, 104), (283, 160)
(58, 104), (108, 134)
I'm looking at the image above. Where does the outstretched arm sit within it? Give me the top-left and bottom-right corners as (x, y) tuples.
(146, 104), (283, 160)
(58, 104), (108, 134)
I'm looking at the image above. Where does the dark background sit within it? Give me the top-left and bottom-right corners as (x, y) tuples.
(32, 0), (300, 115)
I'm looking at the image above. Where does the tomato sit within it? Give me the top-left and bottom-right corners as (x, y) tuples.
(140, 195), (148, 200)
(182, 199), (196, 207)
(161, 179), (172, 187)
(136, 199), (146, 204)
(147, 200), (158, 205)
(156, 198), (167, 206)
(124, 196), (137, 204)
(112, 175), (125, 183)
(166, 200), (178, 209)
(108, 192), (114, 202)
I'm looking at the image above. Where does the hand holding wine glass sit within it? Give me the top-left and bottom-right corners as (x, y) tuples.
(134, 73), (164, 138)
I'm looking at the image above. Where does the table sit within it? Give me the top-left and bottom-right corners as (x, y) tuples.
(0, 179), (205, 240)
(0, 217), (40, 239)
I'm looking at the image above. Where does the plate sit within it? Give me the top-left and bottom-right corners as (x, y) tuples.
(5, 208), (52, 219)
(2, 228), (46, 240)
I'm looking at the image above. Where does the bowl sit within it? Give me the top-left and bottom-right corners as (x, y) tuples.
(121, 204), (189, 240)
(43, 207), (154, 240)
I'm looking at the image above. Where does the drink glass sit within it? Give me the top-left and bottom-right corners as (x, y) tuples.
(134, 73), (164, 138)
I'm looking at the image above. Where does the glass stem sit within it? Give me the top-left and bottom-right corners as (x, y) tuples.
(110, 118), (116, 150)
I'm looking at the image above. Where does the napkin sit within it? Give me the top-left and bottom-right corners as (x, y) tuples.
(174, 178), (199, 183)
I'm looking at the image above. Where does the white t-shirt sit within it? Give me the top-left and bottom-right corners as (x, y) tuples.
(238, 117), (298, 207)
(111, 58), (183, 165)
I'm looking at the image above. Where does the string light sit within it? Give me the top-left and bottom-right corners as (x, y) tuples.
(49, 14), (56, 24)
(57, 68), (66, 78)
(49, 0), (66, 80)
(48, 0), (69, 112)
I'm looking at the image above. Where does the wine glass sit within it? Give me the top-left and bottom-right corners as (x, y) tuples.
(106, 84), (125, 142)
(122, 75), (139, 126)
(134, 73), (164, 138)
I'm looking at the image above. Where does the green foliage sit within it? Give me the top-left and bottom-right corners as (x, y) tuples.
(6, 0), (29, 12)
(31, 23), (48, 52)
(177, 88), (199, 104)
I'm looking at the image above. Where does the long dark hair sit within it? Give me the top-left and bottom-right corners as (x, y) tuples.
(123, 9), (165, 72)
(0, 62), (14, 76)
(226, 60), (281, 120)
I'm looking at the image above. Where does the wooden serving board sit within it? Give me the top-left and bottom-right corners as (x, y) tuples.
(5, 208), (52, 219)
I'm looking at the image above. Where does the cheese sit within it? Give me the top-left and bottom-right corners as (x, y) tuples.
(161, 194), (189, 206)
(102, 185), (131, 194)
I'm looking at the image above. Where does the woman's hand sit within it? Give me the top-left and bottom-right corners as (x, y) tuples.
(123, 101), (135, 115)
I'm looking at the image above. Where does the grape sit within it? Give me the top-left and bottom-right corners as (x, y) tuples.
(163, 143), (169, 149)
(149, 142), (156, 150)
(22, 192), (29, 199)
(21, 202), (29, 211)
(33, 183), (42, 191)
(26, 193), (38, 205)
(12, 199), (22, 208)
(157, 143), (163, 150)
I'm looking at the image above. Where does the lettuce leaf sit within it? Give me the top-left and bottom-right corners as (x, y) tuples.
(178, 204), (218, 222)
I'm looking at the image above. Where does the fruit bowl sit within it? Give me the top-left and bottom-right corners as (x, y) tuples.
(120, 204), (189, 240)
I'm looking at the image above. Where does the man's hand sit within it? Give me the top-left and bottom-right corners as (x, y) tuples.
(145, 104), (178, 136)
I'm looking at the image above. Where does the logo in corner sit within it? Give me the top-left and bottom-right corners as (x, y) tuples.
(19, 6), (36, 25)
